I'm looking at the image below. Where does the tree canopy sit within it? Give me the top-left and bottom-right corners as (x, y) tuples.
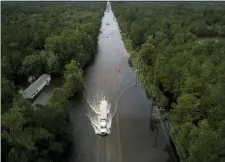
(1, 2), (104, 162)
(112, 2), (225, 162)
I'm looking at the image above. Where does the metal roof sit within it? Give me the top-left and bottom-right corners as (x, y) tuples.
(23, 74), (50, 96)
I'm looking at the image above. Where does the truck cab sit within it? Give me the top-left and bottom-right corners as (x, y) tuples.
(100, 119), (107, 136)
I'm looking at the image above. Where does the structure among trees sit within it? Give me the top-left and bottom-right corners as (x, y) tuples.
(22, 74), (51, 99)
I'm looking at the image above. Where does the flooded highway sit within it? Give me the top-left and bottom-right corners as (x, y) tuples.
(68, 3), (174, 162)
(33, 2), (174, 162)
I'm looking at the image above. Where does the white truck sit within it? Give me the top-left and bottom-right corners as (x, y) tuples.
(99, 97), (109, 136)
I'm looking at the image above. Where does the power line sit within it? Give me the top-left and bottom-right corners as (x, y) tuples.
(155, 107), (178, 162)
(155, 106), (186, 162)
(133, 37), (185, 162)
(150, 50), (185, 161)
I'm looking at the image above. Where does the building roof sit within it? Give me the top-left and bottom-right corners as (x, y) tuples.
(23, 74), (50, 97)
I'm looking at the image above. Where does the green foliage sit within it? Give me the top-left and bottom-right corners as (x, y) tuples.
(2, 98), (51, 162)
(1, 78), (15, 114)
(63, 60), (84, 98)
(2, 1), (104, 81)
(170, 94), (200, 123)
(187, 125), (224, 162)
(20, 51), (47, 77)
(1, 2), (104, 162)
(1, 94), (71, 162)
(113, 2), (225, 162)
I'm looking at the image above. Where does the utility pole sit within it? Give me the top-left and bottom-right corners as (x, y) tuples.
(154, 53), (159, 90)
(135, 60), (139, 86)
(135, 69), (138, 86)
(153, 115), (160, 147)
(149, 104), (154, 124)
(153, 107), (166, 147)
(151, 52), (159, 125)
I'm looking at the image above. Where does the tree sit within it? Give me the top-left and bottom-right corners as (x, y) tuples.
(1, 2), (105, 161)
(1, 98), (52, 162)
(187, 120), (225, 162)
(112, 2), (225, 161)
(47, 51), (61, 73)
(1, 78), (15, 113)
(63, 60), (84, 98)
(20, 51), (47, 77)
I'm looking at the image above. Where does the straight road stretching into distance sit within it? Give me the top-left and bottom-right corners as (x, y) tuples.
(68, 3), (175, 162)
(33, 2), (175, 162)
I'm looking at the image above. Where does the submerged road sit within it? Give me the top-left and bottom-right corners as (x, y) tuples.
(69, 3), (175, 162)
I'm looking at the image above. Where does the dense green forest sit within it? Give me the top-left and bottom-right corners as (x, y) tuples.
(112, 2), (225, 162)
(1, 2), (104, 162)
